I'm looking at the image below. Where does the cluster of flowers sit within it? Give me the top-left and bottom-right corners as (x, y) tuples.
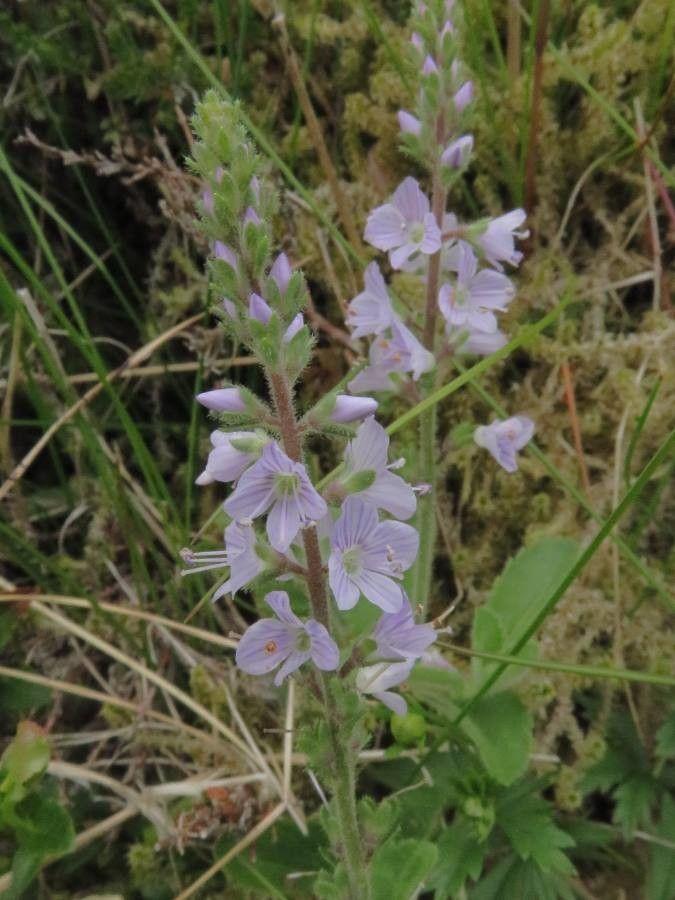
(345, 0), (533, 469)
(184, 405), (436, 713)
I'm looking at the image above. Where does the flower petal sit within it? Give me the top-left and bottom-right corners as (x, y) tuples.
(305, 620), (340, 671)
(364, 203), (406, 251)
(235, 620), (294, 675)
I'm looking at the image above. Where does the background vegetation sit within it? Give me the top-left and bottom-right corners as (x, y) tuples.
(0, 0), (673, 897)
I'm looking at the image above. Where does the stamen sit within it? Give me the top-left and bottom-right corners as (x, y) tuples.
(264, 640), (278, 654)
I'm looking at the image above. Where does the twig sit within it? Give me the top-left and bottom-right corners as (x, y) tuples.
(174, 801), (287, 900)
(523, 0), (550, 219)
(560, 361), (591, 495)
(634, 99), (664, 312)
(0, 313), (204, 502)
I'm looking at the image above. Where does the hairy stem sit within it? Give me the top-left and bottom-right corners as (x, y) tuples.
(415, 141), (446, 617)
(268, 369), (367, 896)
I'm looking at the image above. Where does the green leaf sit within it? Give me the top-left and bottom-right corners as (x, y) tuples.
(4, 847), (43, 900)
(460, 692), (533, 786)
(647, 795), (675, 900)
(496, 783), (575, 876)
(470, 857), (575, 900)
(0, 722), (50, 803)
(471, 538), (579, 688)
(613, 774), (657, 836)
(0, 678), (51, 715)
(14, 789), (75, 857)
(428, 818), (486, 897)
(655, 710), (675, 759)
(369, 838), (438, 900)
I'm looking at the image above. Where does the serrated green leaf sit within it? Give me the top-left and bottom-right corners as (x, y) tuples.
(428, 818), (486, 897)
(613, 774), (657, 836)
(370, 838), (438, 900)
(496, 783), (575, 876)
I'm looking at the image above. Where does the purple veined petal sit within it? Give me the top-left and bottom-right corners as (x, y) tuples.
(265, 590), (303, 627)
(332, 497), (379, 551)
(235, 619), (294, 675)
(375, 690), (408, 715)
(273, 649), (311, 685)
(297, 476), (328, 524)
(362, 520), (419, 573)
(305, 620), (340, 671)
(345, 416), (389, 472)
(196, 387), (246, 413)
(357, 660), (413, 693)
(223, 454), (276, 519)
(391, 321), (435, 379)
(283, 313), (304, 343)
(348, 364), (396, 394)
(212, 522), (263, 600)
(197, 431), (259, 484)
(270, 252), (292, 294)
(347, 262), (395, 338)
(330, 395), (378, 424)
(454, 80), (474, 112)
(364, 203), (407, 252)
(358, 469), (417, 521)
(372, 600), (436, 660)
(512, 415), (535, 448)
(467, 309), (498, 334)
(328, 554), (361, 610)
(390, 241), (421, 270)
(457, 328), (507, 355)
(351, 569), (404, 613)
(479, 208), (528, 269)
(392, 176), (430, 223)
(441, 134), (474, 168)
(214, 241), (238, 269)
(456, 241), (478, 284)
(419, 212), (442, 254)
(469, 269), (515, 310)
(397, 110), (422, 135)
(267, 496), (303, 552)
(249, 292), (272, 324)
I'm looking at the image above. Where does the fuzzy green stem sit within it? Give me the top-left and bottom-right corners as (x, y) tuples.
(268, 369), (368, 895)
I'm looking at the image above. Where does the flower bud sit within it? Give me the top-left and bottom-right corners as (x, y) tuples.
(453, 80), (474, 112)
(330, 395), (378, 424)
(196, 387), (246, 413)
(397, 110), (422, 136)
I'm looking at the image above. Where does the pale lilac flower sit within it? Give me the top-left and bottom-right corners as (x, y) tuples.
(372, 599), (436, 661)
(196, 387), (246, 413)
(328, 498), (418, 613)
(474, 416), (534, 473)
(422, 55), (439, 76)
(270, 252), (292, 294)
(478, 209), (529, 270)
(410, 32), (424, 51)
(248, 292), (304, 342)
(222, 298), (237, 317)
(283, 313), (304, 342)
(397, 110), (422, 136)
(451, 327), (508, 356)
(364, 177), (441, 269)
(243, 206), (261, 226)
(349, 321), (435, 394)
(330, 395), (378, 424)
(356, 660), (414, 715)
(180, 520), (264, 600)
(224, 442), (327, 552)
(441, 134), (473, 168)
(438, 244), (515, 335)
(214, 241), (238, 270)
(453, 80), (474, 112)
(236, 591), (339, 685)
(346, 262), (396, 338)
(341, 417), (417, 519)
(195, 431), (267, 486)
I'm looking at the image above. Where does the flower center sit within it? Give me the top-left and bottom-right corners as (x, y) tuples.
(264, 640), (278, 654)
(341, 546), (363, 576)
(274, 472), (300, 497)
(410, 222), (425, 243)
(295, 630), (311, 652)
(454, 285), (469, 307)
